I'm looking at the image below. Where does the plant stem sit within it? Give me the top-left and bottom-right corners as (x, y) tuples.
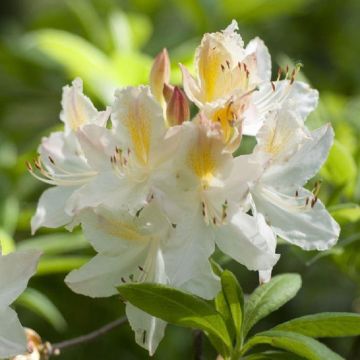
(50, 316), (127, 356)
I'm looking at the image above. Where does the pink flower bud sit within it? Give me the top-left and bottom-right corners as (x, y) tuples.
(149, 49), (170, 103)
(166, 87), (190, 126)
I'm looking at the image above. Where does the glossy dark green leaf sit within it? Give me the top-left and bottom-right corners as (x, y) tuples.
(221, 270), (244, 345)
(274, 312), (360, 337)
(117, 283), (232, 355)
(242, 330), (344, 360)
(243, 274), (302, 337)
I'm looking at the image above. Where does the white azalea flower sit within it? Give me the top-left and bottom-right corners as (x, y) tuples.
(181, 20), (319, 141)
(163, 116), (280, 273)
(30, 79), (112, 233)
(66, 85), (181, 216)
(0, 248), (41, 359)
(249, 108), (340, 251)
(65, 203), (219, 355)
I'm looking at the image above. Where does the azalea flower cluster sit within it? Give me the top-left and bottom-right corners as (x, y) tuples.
(29, 21), (339, 354)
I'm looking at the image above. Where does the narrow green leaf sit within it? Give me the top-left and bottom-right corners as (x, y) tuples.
(16, 288), (67, 332)
(210, 258), (224, 277)
(214, 290), (235, 340)
(18, 233), (89, 255)
(117, 283), (232, 354)
(274, 312), (360, 337)
(207, 332), (231, 358)
(37, 256), (90, 276)
(243, 351), (305, 360)
(242, 330), (344, 360)
(221, 270), (244, 345)
(243, 274), (302, 337)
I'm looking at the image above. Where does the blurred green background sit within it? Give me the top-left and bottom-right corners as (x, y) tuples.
(1, 0), (360, 358)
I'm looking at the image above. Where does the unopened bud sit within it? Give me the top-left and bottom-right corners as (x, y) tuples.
(162, 83), (174, 103)
(149, 48), (170, 103)
(10, 328), (54, 360)
(166, 87), (190, 126)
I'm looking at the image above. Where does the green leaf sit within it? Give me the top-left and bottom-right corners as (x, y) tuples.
(332, 239), (360, 286)
(0, 228), (15, 254)
(321, 140), (357, 187)
(109, 11), (152, 51)
(210, 258), (224, 277)
(16, 288), (67, 332)
(23, 30), (119, 103)
(17, 233), (89, 255)
(242, 330), (344, 360)
(110, 51), (152, 87)
(243, 274), (302, 337)
(221, 0), (312, 23)
(66, 0), (111, 52)
(274, 312), (360, 337)
(0, 196), (19, 236)
(214, 290), (235, 341)
(221, 270), (244, 345)
(244, 351), (305, 360)
(117, 283), (232, 355)
(329, 203), (360, 224)
(37, 256), (90, 275)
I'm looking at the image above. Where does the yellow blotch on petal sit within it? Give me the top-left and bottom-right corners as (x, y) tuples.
(198, 40), (224, 103)
(188, 131), (219, 187)
(264, 125), (292, 156)
(98, 215), (150, 242)
(125, 104), (151, 166)
(211, 105), (236, 143)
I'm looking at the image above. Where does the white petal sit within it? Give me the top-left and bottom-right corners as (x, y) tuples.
(31, 186), (76, 234)
(263, 123), (334, 189)
(0, 307), (27, 358)
(252, 186), (340, 250)
(126, 304), (166, 356)
(179, 260), (220, 300)
(258, 81), (318, 120)
(60, 78), (99, 132)
(164, 211), (216, 292)
(77, 209), (137, 255)
(254, 108), (308, 165)
(259, 269), (272, 284)
(245, 80), (319, 136)
(0, 250), (41, 307)
(65, 171), (149, 216)
(214, 211), (280, 271)
(65, 250), (147, 298)
(39, 131), (90, 174)
(256, 213), (277, 284)
(111, 86), (166, 166)
(245, 37), (272, 82)
(180, 64), (203, 108)
(75, 124), (115, 171)
(219, 20), (244, 58)
(285, 81), (319, 121)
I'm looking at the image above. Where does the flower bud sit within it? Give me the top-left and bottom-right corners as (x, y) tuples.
(10, 328), (50, 360)
(162, 83), (174, 103)
(166, 87), (190, 126)
(149, 48), (170, 103)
